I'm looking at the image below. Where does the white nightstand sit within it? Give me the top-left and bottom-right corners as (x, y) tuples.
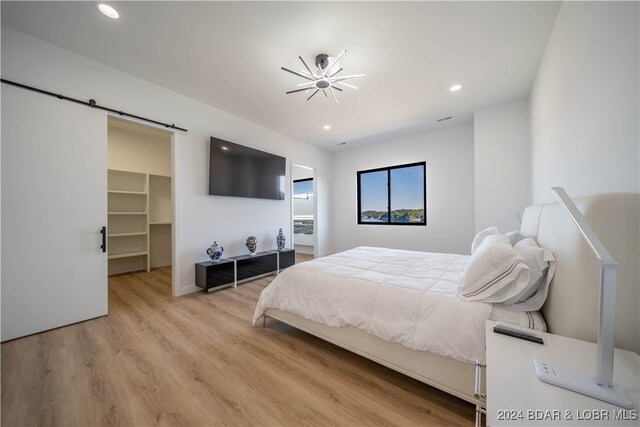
(485, 321), (639, 426)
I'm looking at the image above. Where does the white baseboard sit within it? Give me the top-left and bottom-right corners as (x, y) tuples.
(181, 272), (278, 296)
(151, 260), (172, 269)
(294, 244), (314, 255)
(181, 284), (201, 295)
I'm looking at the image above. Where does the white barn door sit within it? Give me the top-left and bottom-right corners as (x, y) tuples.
(1, 85), (108, 341)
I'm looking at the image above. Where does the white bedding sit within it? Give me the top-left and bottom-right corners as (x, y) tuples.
(253, 247), (544, 364)
(253, 247), (481, 362)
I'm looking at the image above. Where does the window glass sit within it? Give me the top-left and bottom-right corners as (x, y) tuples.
(359, 170), (388, 223)
(390, 165), (425, 223)
(293, 179), (313, 197)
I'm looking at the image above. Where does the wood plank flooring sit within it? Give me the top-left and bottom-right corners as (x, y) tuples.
(295, 252), (313, 263)
(1, 267), (475, 426)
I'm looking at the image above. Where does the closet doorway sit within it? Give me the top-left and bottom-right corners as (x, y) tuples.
(107, 117), (173, 291)
(292, 164), (317, 260)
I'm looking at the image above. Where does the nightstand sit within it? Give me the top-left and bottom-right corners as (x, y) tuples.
(485, 321), (639, 426)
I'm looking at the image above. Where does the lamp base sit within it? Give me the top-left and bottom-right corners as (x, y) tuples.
(533, 359), (633, 409)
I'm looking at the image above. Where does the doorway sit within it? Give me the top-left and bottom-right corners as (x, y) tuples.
(292, 163), (318, 260)
(107, 117), (174, 292)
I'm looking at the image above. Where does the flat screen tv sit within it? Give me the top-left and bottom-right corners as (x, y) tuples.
(209, 137), (286, 200)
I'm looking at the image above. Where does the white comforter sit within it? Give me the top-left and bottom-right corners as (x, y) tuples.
(253, 247), (493, 364)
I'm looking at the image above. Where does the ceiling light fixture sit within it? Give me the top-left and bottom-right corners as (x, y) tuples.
(450, 84), (462, 92)
(281, 50), (365, 105)
(221, 146), (228, 151)
(323, 125), (331, 130)
(98, 4), (120, 19)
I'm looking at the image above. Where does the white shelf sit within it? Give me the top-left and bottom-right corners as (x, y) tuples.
(107, 167), (171, 275)
(108, 169), (147, 193)
(108, 190), (147, 195)
(108, 232), (147, 238)
(108, 211), (147, 215)
(108, 251), (148, 260)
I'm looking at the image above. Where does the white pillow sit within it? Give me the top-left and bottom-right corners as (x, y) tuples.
(501, 238), (549, 304)
(471, 226), (499, 254)
(459, 234), (557, 311)
(459, 234), (532, 303)
(505, 230), (526, 246)
(504, 238), (556, 311)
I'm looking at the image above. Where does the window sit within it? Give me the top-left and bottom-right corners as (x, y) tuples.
(357, 162), (426, 225)
(293, 178), (313, 199)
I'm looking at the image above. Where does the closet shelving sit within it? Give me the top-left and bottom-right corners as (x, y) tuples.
(107, 169), (171, 275)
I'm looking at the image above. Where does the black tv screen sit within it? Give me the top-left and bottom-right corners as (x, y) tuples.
(209, 137), (286, 200)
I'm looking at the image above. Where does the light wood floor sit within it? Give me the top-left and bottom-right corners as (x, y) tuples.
(1, 267), (475, 426)
(295, 252), (313, 263)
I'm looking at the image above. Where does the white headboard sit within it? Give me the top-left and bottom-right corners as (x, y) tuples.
(520, 193), (639, 354)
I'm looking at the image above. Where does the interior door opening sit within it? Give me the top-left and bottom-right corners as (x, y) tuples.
(107, 117), (174, 294)
(292, 163), (317, 261)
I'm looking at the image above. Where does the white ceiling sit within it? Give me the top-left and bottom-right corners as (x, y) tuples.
(1, 1), (561, 151)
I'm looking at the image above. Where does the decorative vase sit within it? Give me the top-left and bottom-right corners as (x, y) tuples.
(206, 241), (224, 262)
(246, 236), (257, 256)
(277, 228), (286, 251)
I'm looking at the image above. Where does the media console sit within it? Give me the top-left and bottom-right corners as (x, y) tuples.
(195, 249), (295, 291)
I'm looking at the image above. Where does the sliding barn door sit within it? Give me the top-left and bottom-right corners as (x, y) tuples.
(1, 85), (108, 341)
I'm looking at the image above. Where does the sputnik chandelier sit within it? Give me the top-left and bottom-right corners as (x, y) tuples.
(281, 50), (365, 105)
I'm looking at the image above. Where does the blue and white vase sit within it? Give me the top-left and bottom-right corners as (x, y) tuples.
(277, 228), (286, 251)
(207, 241), (224, 262)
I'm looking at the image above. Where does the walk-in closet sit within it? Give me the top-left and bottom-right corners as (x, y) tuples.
(107, 118), (172, 278)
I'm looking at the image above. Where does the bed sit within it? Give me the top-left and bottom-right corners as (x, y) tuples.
(253, 193), (639, 407)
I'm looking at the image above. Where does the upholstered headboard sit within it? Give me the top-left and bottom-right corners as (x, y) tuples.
(520, 193), (639, 354)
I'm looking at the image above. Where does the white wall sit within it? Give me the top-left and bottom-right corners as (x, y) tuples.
(108, 120), (172, 177)
(332, 123), (475, 255)
(292, 165), (313, 181)
(293, 197), (314, 217)
(530, 2), (639, 203)
(474, 98), (530, 233)
(1, 27), (334, 295)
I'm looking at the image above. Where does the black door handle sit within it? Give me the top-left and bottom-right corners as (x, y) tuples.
(100, 226), (106, 253)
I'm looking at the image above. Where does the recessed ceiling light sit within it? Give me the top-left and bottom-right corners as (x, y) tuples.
(221, 146), (228, 151)
(98, 4), (120, 19)
(450, 84), (462, 92)
(323, 125), (331, 130)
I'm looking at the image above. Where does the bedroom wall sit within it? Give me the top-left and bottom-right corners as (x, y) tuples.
(332, 123), (475, 255)
(1, 26), (334, 295)
(474, 98), (530, 233)
(108, 121), (172, 177)
(530, 1), (639, 203)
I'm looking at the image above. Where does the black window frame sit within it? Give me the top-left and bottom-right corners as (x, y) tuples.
(293, 177), (313, 197)
(357, 161), (427, 226)
(293, 178), (313, 185)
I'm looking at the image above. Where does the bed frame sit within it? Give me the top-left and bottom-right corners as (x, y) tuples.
(262, 193), (639, 406)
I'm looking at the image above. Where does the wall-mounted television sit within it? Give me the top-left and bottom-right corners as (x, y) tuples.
(209, 137), (286, 200)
